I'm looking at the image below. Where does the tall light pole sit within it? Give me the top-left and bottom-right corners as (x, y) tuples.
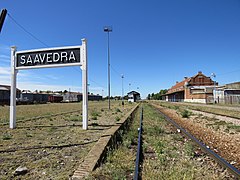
(129, 83), (131, 92)
(104, 26), (112, 110)
(121, 74), (124, 106)
(102, 89), (104, 98)
(211, 73), (216, 103)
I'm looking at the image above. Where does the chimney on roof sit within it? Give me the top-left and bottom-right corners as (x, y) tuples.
(184, 77), (188, 80)
(198, 71), (202, 74)
(176, 81), (179, 84)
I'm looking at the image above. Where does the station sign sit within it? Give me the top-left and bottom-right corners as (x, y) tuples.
(16, 46), (81, 69)
(10, 39), (88, 130)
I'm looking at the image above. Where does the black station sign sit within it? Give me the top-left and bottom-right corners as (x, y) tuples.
(16, 46), (81, 69)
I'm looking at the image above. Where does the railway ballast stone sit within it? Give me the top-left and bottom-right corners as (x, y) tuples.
(14, 166), (28, 176)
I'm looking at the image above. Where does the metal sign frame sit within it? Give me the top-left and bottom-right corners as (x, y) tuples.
(10, 39), (88, 130)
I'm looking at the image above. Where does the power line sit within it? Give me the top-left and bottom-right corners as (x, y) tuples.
(7, 13), (49, 47)
(110, 65), (122, 77)
(72, 67), (106, 89)
(89, 78), (107, 89)
(217, 69), (240, 76)
(7, 13), (134, 94)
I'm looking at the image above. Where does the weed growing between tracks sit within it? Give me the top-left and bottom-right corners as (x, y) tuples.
(142, 103), (232, 179)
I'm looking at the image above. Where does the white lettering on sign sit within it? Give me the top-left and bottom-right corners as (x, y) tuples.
(53, 53), (60, 62)
(20, 55), (25, 64)
(34, 55), (40, 63)
(19, 51), (77, 65)
(69, 51), (76, 61)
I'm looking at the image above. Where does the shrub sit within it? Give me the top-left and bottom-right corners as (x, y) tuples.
(181, 110), (191, 118)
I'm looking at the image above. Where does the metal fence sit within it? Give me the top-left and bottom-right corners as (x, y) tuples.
(207, 95), (240, 104)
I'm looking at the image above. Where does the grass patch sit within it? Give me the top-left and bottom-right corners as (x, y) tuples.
(92, 116), (98, 120)
(227, 124), (240, 132)
(115, 116), (121, 121)
(2, 133), (12, 140)
(148, 126), (165, 135)
(115, 108), (122, 113)
(91, 109), (100, 117)
(69, 115), (81, 121)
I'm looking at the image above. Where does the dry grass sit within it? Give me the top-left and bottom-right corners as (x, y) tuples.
(0, 100), (136, 179)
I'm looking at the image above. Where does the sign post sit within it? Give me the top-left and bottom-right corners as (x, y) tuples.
(10, 39), (88, 129)
(10, 46), (17, 129)
(81, 39), (88, 130)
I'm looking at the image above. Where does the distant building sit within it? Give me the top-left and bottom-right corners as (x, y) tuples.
(164, 71), (216, 103)
(214, 82), (240, 104)
(0, 85), (21, 105)
(128, 91), (140, 102)
(63, 92), (102, 102)
(63, 92), (81, 102)
(20, 92), (50, 103)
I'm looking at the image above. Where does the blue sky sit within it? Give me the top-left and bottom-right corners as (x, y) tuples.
(1, 0), (240, 98)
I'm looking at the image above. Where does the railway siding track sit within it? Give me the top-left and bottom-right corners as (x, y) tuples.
(157, 101), (240, 120)
(150, 102), (240, 178)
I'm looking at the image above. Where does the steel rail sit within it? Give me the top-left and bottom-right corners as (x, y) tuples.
(134, 106), (143, 180)
(151, 104), (240, 178)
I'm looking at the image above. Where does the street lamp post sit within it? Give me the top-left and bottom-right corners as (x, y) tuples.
(211, 73), (216, 103)
(104, 26), (112, 110)
(121, 74), (124, 106)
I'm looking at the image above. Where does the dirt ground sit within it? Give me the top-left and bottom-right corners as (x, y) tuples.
(0, 101), (136, 179)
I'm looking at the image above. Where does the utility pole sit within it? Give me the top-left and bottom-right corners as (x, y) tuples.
(104, 26), (112, 109)
(121, 74), (124, 106)
(0, 9), (7, 33)
(211, 73), (216, 103)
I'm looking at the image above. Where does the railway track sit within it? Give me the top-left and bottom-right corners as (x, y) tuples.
(150, 103), (240, 178)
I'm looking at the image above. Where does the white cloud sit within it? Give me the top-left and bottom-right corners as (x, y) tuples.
(0, 67), (10, 75)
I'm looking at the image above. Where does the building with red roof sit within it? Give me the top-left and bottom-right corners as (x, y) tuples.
(164, 71), (216, 103)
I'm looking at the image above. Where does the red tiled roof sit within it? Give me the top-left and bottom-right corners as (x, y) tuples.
(167, 78), (190, 94)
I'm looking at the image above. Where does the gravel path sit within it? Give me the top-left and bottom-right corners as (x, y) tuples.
(190, 109), (240, 126)
(172, 102), (240, 111)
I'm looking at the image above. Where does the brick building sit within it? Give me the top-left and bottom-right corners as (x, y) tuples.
(164, 71), (216, 103)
